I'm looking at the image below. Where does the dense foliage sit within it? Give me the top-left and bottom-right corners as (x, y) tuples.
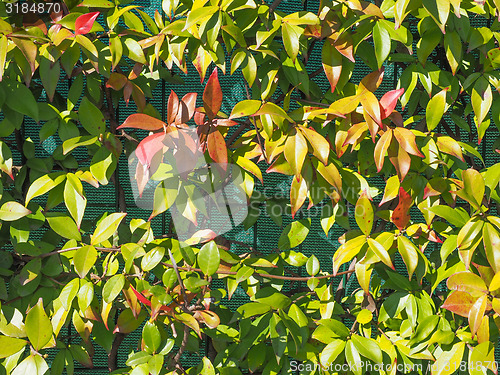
(1, 0), (500, 374)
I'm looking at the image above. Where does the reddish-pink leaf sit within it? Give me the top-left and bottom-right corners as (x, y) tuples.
(391, 186), (411, 230)
(167, 90), (179, 125)
(75, 12), (99, 36)
(194, 110), (206, 126)
(136, 132), (165, 167)
(379, 88), (404, 119)
(118, 114), (166, 131)
(207, 128), (227, 168)
(175, 93), (197, 124)
(442, 291), (477, 318)
(214, 119), (238, 126)
(203, 69), (223, 120)
(106, 73), (128, 91)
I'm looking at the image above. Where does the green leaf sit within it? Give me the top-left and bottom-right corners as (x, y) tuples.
(278, 219), (311, 250)
(355, 192), (373, 236)
(143, 321), (161, 353)
(90, 147), (116, 185)
(373, 22), (391, 69)
(91, 213), (127, 245)
(471, 76), (493, 142)
(397, 236), (419, 279)
(333, 235), (365, 275)
(254, 287), (291, 310)
(483, 223), (500, 273)
(12, 354), (48, 375)
(432, 341), (465, 375)
(0, 336), (27, 358)
(6, 83), (39, 122)
(141, 246), (165, 271)
(103, 274), (125, 303)
(59, 278), (79, 310)
(345, 340), (362, 375)
(64, 173), (87, 229)
(198, 241), (220, 276)
(0, 201), (31, 221)
(320, 339), (345, 368)
(367, 238), (394, 269)
(46, 213), (81, 241)
(306, 254), (320, 276)
(25, 298), (53, 351)
(124, 38), (147, 64)
(229, 100), (261, 119)
(78, 97), (106, 136)
(282, 22), (303, 61)
(426, 89), (447, 131)
(73, 245), (98, 278)
(469, 341), (496, 375)
(351, 334), (383, 363)
(39, 57), (60, 102)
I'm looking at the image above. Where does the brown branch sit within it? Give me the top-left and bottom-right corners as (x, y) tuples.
(29, 244), (355, 282)
(108, 332), (126, 372)
(171, 325), (190, 371)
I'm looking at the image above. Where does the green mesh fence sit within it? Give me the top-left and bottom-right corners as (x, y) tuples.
(10, 0), (500, 372)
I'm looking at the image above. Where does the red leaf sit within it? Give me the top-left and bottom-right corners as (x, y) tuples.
(379, 88), (404, 119)
(75, 12), (99, 36)
(167, 90), (179, 125)
(129, 285), (152, 307)
(129, 285), (171, 312)
(203, 69), (222, 120)
(207, 128), (228, 169)
(117, 114), (166, 131)
(136, 132), (165, 167)
(391, 187), (412, 230)
(175, 93), (197, 124)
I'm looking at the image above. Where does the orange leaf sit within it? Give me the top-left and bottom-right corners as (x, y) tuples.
(322, 39), (343, 93)
(291, 174), (308, 218)
(118, 114), (166, 131)
(106, 72), (128, 91)
(207, 128), (228, 168)
(333, 33), (355, 62)
(358, 68), (384, 93)
(389, 144), (411, 181)
(393, 127), (424, 157)
(374, 129), (393, 172)
(379, 88), (404, 119)
(75, 12), (99, 36)
(203, 68), (222, 120)
(176, 93), (197, 124)
(167, 90), (179, 125)
(391, 186), (411, 230)
(442, 291), (477, 318)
